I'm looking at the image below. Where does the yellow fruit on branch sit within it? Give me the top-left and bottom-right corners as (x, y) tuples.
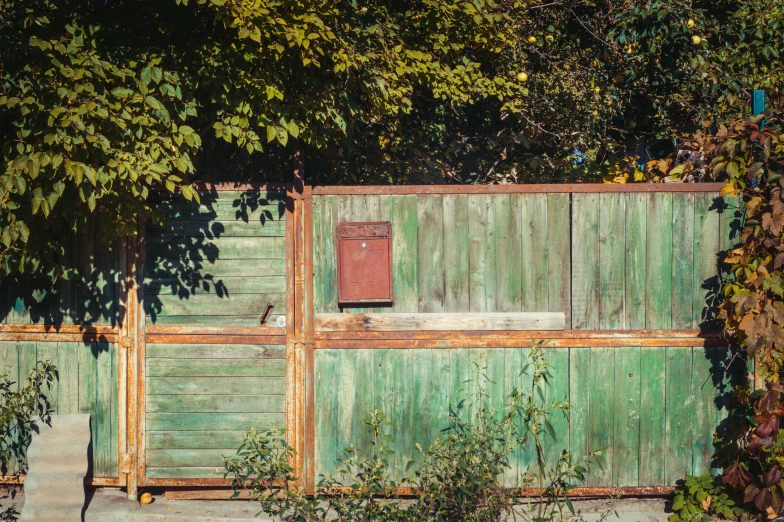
(527, 36), (537, 44)
(545, 35), (554, 43)
(594, 86), (601, 93)
(517, 72), (529, 82)
(686, 18), (695, 28)
(692, 35), (702, 45)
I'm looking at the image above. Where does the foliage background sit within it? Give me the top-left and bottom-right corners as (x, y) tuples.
(2, 0), (784, 277)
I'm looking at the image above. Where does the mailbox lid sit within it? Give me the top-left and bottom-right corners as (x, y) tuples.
(336, 222), (393, 304)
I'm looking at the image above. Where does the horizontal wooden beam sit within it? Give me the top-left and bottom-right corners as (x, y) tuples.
(146, 335), (286, 345)
(146, 325), (285, 336)
(316, 313), (565, 332)
(314, 329), (728, 348)
(0, 476), (120, 487)
(311, 183), (723, 195)
(159, 485), (674, 500)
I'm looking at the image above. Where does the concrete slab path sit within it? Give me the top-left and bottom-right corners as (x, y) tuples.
(3, 488), (673, 522)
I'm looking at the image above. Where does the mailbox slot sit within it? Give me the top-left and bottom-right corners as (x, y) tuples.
(336, 222), (393, 305)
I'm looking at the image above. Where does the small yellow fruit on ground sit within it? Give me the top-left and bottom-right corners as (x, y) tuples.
(527, 36), (537, 44)
(692, 35), (702, 45)
(687, 18), (695, 28)
(545, 35), (554, 43)
(626, 46), (633, 55)
(140, 493), (153, 505)
(517, 72), (529, 82)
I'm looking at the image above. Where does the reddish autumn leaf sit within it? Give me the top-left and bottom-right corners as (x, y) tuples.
(723, 463), (753, 487)
(755, 415), (780, 438)
(764, 465), (783, 487)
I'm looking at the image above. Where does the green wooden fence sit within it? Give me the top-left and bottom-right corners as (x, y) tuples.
(312, 191), (744, 487)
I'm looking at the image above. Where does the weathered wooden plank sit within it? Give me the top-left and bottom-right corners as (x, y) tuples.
(147, 293), (285, 317)
(145, 466), (227, 479)
(149, 219), (286, 238)
(146, 344), (285, 359)
(341, 195), (368, 314)
(468, 194), (492, 312)
(646, 193), (673, 329)
(147, 448), (238, 468)
(147, 430), (248, 450)
(109, 344), (118, 475)
(692, 347), (717, 475)
(639, 348), (666, 485)
(586, 347), (614, 486)
(569, 347), (590, 463)
(35, 342), (58, 413)
(352, 349), (376, 461)
(78, 342), (98, 417)
(372, 348), (394, 471)
(571, 194), (600, 329)
(391, 348), (413, 479)
(146, 258), (286, 279)
(335, 348), (357, 459)
(521, 194), (548, 313)
(390, 195), (419, 313)
(313, 195), (339, 314)
(411, 348), (433, 464)
(146, 315), (286, 327)
(672, 193), (695, 329)
(147, 236), (286, 261)
(547, 193), (571, 326)
(665, 347), (693, 485)
(502, 345), (522, 486)
(145, 276), (286, 296)
(612, 347), (640, 486)
(429, 347), (451, 443)
(95, 342), (114, 477)
(693, 194), (721, 328)
(146, 394), (285, 413)
(57, 342), (79, 414)
(146, 377), (285, 395)
(543, 348), (569, 468)
(146, 412), (285, 432)
(599, 193), (625, 329)
(495, 194), (522, 313)
(314, 349), (339, 477)
(443, 195), (470, 313)
(6, 275), (30, 324)
(157, 201), (285, 222)
(315, 312), (565, 332)
(417, 195), (445, 313)
(146, 358), (285, 377)
(624, 193), (647, 330)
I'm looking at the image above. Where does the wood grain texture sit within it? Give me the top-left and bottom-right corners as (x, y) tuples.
(599, 193), (625, 329)
(571, 194), (601, 329)
(521, 194), (548, 313)
(547, 194), (571, 325)
(624, 194), (647, 330)
(417, 195), (445, 313)
(443, 195), (470, 313)
(495, 194), (522, 313)
(315, 312), (565, 331)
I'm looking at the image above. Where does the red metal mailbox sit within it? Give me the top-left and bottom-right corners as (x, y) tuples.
(336, 222), (393, 304)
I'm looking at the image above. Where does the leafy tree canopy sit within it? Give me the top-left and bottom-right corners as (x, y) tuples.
(1, 0), (783, 278)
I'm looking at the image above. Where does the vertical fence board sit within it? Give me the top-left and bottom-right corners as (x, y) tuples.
(599, 193), (625, 329)
(569, 347), (591, 462)
(353, 350), (375, 461)
(543, 348), (569, 468)
(571, 194), (600, 329)
(390, 196), (419, 313)
(0, 341), (19, 474)
(547, 193), (571, 326)
(646, 193), (673, 329)
(521, 195), (548, 312)
(390, 349), (413, 479)
(625, 194), (647, 330)
(443, 195), (470, 313)
(495, 194), (522, 313)
(95, 341), (113, 477)
(417, 195), (445, 313)
(336, 348), (357, 462)
(587, 347), (614, 486)
(693, 193), (721, 328)
(672, 193), (695, 329)
(692, 347), (717, 475)
(315, 350), (338, 477)
(505, 346), (524, 486)
(612, 346), (641, 486)
(639, 348), (666, 485)
(313, 195), (339, 314)
(665, 347), (694, 484)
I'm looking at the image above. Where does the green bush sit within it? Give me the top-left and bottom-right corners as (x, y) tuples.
(669, 473), (744, 522)
(224, 342), (611, 522)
